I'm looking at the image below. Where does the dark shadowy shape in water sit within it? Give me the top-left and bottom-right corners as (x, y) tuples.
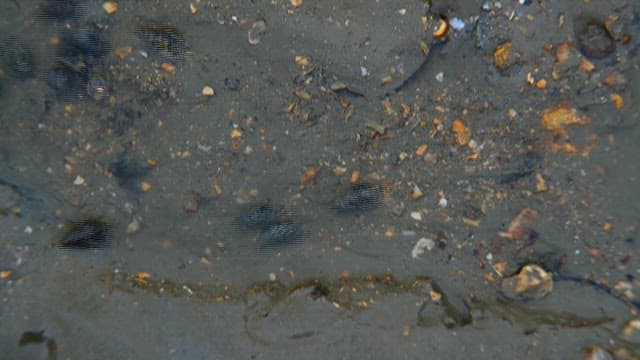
(47, 63), (86, 100)
(59, 29), (109, 65)
(109, 157), (152, 191)
(135, 21), (187, 61)
(258, 221), (305, 252)
(57, 218), (112, 249)
(574, 16), (615, 59)
(47, 28), (109, 100)
(332, 183), (384, 213)
(36, 0), (85, 22)
(499, 154), (541, 185)
(233, 203), (281, 232)
(1, 37), (35, 80)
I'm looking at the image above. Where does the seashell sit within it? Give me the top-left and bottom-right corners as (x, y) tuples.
(500, 264), (553, 301)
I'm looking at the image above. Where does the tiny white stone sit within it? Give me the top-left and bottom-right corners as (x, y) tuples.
(438, 197), (448, 208)
(435, 72), (444, 82)
(410, 211), (422, 221)
(24, 226), (33, 234)
(360, 66), (368, 77)
(268, 272), (277, 281)
(397, 8), (406, 15)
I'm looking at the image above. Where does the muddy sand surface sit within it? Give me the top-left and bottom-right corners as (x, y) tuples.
(1, 0), (639, 359)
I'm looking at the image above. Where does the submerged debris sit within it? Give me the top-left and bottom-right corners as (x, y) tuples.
(57, 218), (113, 249)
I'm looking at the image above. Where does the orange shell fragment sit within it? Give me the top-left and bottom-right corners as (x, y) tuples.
(540, 104), (589, 136)
(452, 119), (470, 146)
(493, 41), (512, 70)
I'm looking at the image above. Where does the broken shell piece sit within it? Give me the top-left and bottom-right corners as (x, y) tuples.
(500, 264), (553, 301)
(582, 346), (614, 360)
(103, 1), (118, 14)
(499, 208), (539, 243)
(202, 85), (215, 96)
(620, 319), (640, 344)
(248, 20), (267, 45)
(541, 104), (589, 136)
(432, 19), (448, 39)
(410, 183), (423, 200)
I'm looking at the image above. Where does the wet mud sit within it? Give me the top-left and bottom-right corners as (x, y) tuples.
(1, 0), (640, 359)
